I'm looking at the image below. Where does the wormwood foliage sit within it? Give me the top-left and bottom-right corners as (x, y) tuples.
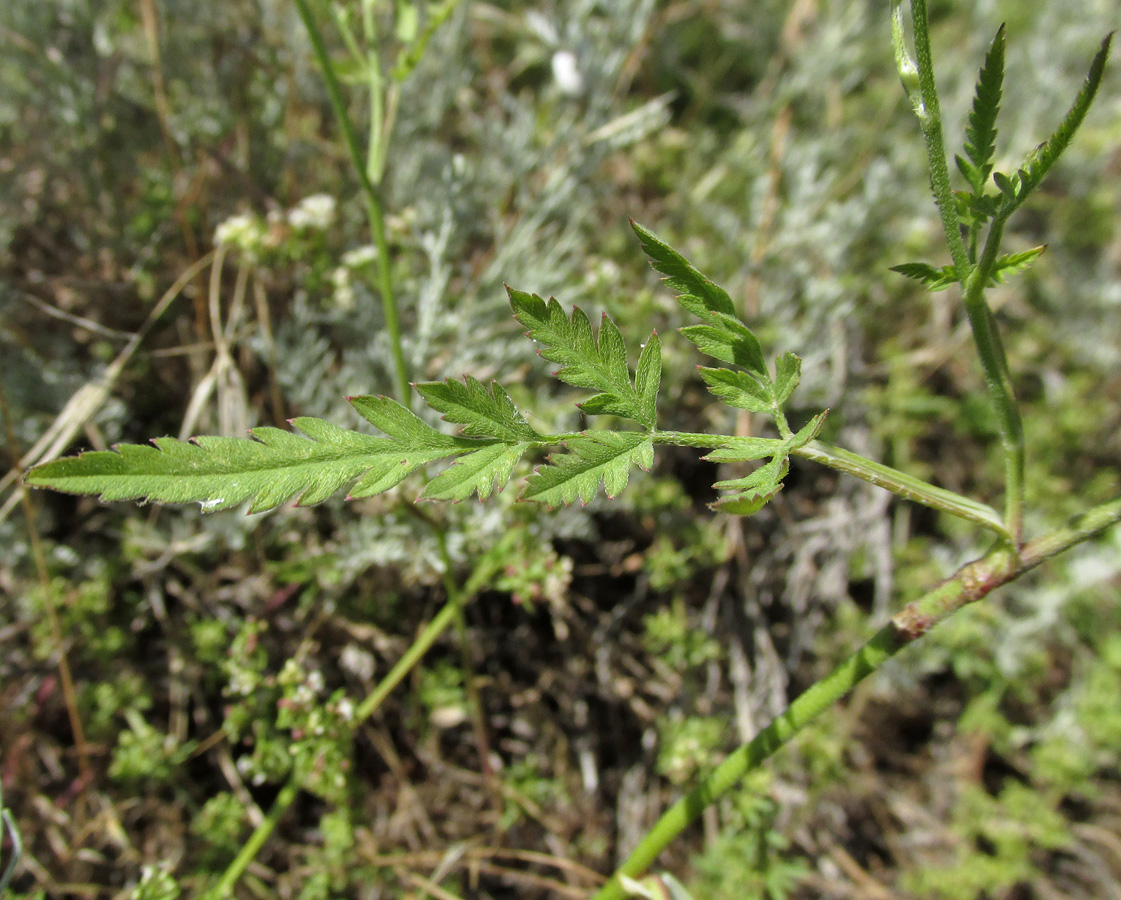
(28, 223), (812, 516)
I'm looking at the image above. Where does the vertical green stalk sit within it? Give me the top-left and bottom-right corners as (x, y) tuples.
(292, 0), (412, 407)
(961, 219), (1025, 543)
(895, 0), (969, 275)
(897, 0), (1025, 546)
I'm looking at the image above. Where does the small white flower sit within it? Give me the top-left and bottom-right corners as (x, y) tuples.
(551, 50), (583, 96)
(331, 266), (356, 311)
(214, 212), (265, 254)
(342, 244), (378, 268)
(288, 193), (336, 230)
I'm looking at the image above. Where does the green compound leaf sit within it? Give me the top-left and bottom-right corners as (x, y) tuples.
(704, 411), (827, 516)
(507, 287), (658, 429)
(421, 442), (532, 502)
(522, 431), (653, 507)
(960, 25), (1006, 193)
(631, 220), (768, 378)
(630, 219), (737, 322)
(997, 33), (1112, 217)
(26, 402), (473, 513)
(699, 367), (774, 415)
(415, 376), (541, 443)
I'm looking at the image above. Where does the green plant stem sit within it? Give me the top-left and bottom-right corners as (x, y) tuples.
(590, 495), (1121, 900)
(900, 0), (1025, 547)
(0, 783), (21, 896)
(792, 440), (1011, 541)
(354, 555), (498, 723)
(906, 0), (969, 275)
(292, 0), (411, 407)
(206, 777), (300, 899)
(962, 219), (1025, 544)
(652, 431), (1009, 540)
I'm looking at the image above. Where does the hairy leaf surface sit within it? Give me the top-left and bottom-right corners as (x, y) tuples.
(699, 367), (774, 414)
(415, 377), (540, 442)
(421, 442), (532, 502)
(960, 25), (1005, 192)
(630, 219), (737, 323)
(523, 431), (653, 506)
(27, 409), (472, 513)
(508, 288), (658, 428)
(632, 221), (768, 378)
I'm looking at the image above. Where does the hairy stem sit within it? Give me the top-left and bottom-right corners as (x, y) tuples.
(292, 0), (411, 407)
(900, 0), (1025, 547)
(590, 496), (1121, 900)
(906, 0), (970, 275)
(792, 440), (1011, 541)
(652, 431), (1009, 540)
(962, 219), (1025, 545)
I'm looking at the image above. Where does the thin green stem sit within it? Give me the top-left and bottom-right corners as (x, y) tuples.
(962, 219), (1025, 545)
(652, 431), (1010, 540)
(0, 783), (21, 896)
(792, 440), (1011, 542)
(206, 777), (300, 899)
(903, 0), (1025, 546)
(292, 0), (411, 407)
(355, 556), (497, 723)
(590, 495), (1121, 900)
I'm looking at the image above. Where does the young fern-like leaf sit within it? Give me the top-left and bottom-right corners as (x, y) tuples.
(774, 352), (802, 405)
(991, 245), (1046, 283)
(997, 33), (1112, 217)
(959, 24), (1005, 193)
(522, 431), (654, 507)
(890, 247), (1044, 292)
(507, 288), (659, 429)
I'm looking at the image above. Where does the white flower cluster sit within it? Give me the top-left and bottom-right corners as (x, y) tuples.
(213, 194), (338, 258)
(213, 212), (266, 257)
(331, 243), (378, 311)
(287, 193), (336, 230)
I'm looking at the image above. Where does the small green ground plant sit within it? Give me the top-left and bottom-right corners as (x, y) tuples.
(19, 2), (1121, 898)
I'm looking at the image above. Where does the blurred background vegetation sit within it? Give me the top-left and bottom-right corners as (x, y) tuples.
(2, 1), (1121, 898)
